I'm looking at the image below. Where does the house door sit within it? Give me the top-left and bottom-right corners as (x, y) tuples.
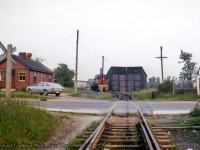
(11, 70), (15, 88)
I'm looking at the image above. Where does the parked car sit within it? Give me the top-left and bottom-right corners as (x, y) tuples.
(26, 82), (64, 96)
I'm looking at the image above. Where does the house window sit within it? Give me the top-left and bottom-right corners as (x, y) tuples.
(0, 70), (5, 81)
(19, 70), (26, 81)
(33, 72), (37, 83)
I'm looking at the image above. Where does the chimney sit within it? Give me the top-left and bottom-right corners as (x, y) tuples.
(22, 52), (26, 58)
(27, 53), (32, 60)
(19, 52), (32, 60)
(19, 52), (23, 57)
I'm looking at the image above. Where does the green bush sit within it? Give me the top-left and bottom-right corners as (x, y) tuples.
(132, 88), (155, 100)
(191, 106), (200, 117)
(157, 76), (173, 93)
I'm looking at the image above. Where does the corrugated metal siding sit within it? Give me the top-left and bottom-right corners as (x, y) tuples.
(107, 67), (147, 92)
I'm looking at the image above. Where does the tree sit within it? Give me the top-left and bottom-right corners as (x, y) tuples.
(148, 76), (160, 88)
(33, 57), (46, 63)
(54, 64), (74, 87)
(157, 76), (174, 93)
(179, 50), (197, 80)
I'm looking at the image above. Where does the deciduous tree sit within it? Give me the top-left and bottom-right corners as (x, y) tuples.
(178, 50), (197, 80)
(54, 64), (74, 87)
(148, 76), (160, 88)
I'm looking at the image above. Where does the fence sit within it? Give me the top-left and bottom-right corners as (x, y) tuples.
(173, 79), (199, 94)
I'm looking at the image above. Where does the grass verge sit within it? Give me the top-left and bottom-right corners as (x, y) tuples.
(175, 106), (200, 145)
(64, 87), (90, 93)
(0, 91), (47, 99)
(132, 88), (200, 101)
(0, 100), (57, 149)
(98, 92), (114, 100)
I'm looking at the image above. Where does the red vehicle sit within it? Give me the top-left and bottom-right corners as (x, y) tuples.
(91, 74), (108, 91)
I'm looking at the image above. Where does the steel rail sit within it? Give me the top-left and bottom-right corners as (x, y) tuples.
(78, 99), (118, 150)
(140, 120), (154, 150)
(152, 125), (200, 129)
(132, 95), (161, 150)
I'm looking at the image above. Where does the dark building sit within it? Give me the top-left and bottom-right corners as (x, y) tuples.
(107, 66), (147, 92)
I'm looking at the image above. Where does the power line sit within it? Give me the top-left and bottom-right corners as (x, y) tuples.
(43, 42), (75, 64)
(105, 57), (117, 66)
(30, 33), (76, 52)
(79, 35), (101, 58)
(79, 42), (101, 61)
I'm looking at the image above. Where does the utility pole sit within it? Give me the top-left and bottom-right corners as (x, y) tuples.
(102, 56), (104, 80)
(6, 44), (12, 100)
(197, 67), (200, 96)
(156, 46), (168, 82)
(75, 30), (79, 94)
(101, 56), (104, 92)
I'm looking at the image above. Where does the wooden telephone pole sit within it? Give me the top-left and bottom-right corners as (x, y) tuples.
(197, 67), (200, 96)
(0, 42), (16, 100)
(156, 46), (168, 82)
(74, 30), (79, 94)
(100, 56), (104, 92)
(6, 45), (12, 99)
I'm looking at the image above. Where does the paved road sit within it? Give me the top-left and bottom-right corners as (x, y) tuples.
(29, 95), (198, 115)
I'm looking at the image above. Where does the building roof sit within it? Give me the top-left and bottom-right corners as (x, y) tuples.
(12, 55), (53, 74)
(107, 66), (147, 76)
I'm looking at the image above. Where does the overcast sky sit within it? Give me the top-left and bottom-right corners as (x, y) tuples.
(0, 0), (200, 80)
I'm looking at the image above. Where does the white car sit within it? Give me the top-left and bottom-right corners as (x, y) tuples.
(26, 82), (64, 96)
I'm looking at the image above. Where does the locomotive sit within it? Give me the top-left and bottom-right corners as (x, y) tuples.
(91, 74), (108, 92)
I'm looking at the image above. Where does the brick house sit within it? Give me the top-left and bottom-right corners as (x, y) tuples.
(0, 52), (53, 89)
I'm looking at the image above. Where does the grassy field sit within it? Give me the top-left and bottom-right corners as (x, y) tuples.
(64, 87), (90, 93)
(132, 88), (200, 101)
(65, 87), (200, 101)
(0, 91), (47, 99)
(0, 100), (57, 149)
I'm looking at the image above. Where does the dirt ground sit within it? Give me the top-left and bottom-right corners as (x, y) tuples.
(148, 114), (200, 150)
(38, 112), (102, 150)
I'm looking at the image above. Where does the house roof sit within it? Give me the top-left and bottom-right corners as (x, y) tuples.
(12, 55), (53, 74)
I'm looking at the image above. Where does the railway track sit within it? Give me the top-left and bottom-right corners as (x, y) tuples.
(68, 93), (176, 150)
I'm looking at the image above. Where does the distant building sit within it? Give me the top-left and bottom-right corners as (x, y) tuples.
(107, 66), (147, 92)
(76, 80), (87, 88)
(0, 52), (53, 89)
(87, 79), (94, 87)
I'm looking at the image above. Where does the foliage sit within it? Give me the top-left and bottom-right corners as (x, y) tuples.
(64, 87), (90, 94)
(157, 76), (174, 93)
(178, 50), (197, 80)
(98, 92), (113, 100)
(33, 57), (46, 63)
(155, 93), (199, 101)
(54, 63), (74, 87)
(132, 88), (155, 100)
(191, 105), (200, 117)
(148, 76), (160, 88)
(0, 91), (47, 99)
(132, 88), (199, 101)
(0, 100), (57, 147)
(64, 87), (75, 93)
(177, 117), (200, 126)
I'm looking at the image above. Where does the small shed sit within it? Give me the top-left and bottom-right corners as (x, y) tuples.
(107, 66), (147, 92)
